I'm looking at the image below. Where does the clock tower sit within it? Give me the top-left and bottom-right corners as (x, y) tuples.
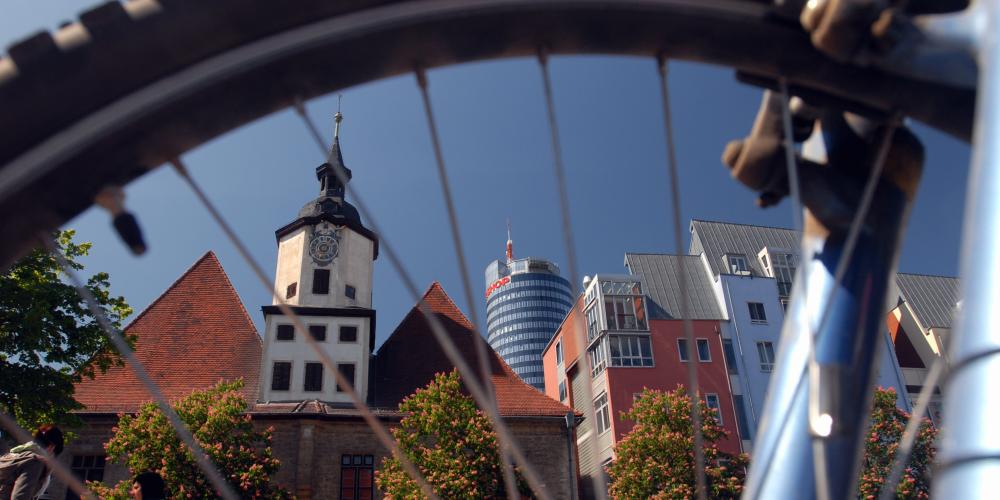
(259, 111), (378, 403)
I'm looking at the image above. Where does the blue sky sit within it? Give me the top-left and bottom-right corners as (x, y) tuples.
(2, 2), (972, 345)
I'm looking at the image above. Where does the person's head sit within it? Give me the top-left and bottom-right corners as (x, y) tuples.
(33, 425), (63, 456)
(130, 471), (165, 500)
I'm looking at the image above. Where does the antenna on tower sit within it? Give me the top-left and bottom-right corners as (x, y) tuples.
(506, 218), (513, 263)
(334, 94), (344, 139)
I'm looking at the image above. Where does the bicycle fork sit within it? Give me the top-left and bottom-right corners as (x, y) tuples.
(742, 113), (923, 499)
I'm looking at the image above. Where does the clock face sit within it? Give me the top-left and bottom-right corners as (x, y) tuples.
(309, 226), (339, 264)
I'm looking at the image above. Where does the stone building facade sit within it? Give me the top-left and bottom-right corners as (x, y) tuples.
(47, 255), (576, 499)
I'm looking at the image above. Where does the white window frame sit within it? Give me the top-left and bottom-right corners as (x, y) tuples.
(748, 302), (768, 324)
(725, 254), (751, 275)
(586, 306), (601, 342)
(589, 340), (607, 378)
(757, 341), (775, 372)
(696, 338), (712, 362)
(608, 335), (654, 367)
(555, 340), (564, 365)
(677, 338), (690, 362)
(705, 393), (723, 425)
(558, 380), (567, 402)
(595, 392), (611, 435)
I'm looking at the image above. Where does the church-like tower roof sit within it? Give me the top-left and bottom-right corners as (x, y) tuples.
(275, 112), (379, 257)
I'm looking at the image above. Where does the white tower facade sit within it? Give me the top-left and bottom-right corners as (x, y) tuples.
(259, 113), (379, 403)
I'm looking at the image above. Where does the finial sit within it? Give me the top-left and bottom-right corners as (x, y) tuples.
(506, 218), (513, 263)
(334, 94), (343, 139)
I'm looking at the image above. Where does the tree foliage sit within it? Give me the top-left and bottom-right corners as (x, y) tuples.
(858, 387), (937, 499)
(0, 230), (132, 430)
(376, 369), (530, 499)
(607, 386), (748, 499)
(90, 380), (290, 499)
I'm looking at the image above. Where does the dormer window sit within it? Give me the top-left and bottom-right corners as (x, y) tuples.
(725, 254), (750, 275)
(758, 248), (797, 297)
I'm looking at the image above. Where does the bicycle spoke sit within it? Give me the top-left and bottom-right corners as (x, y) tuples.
(169, 159), (439, 500)
(290, 104), (555, 500)
(0, 411), (95, 500)
(40, 235), (239, 500)
(657, 56), (708, 500)
(878, 356), (945, 500)
(414, 67), (521, 500)
(778, 79), (803, 234)
(537, 47), (609, 500)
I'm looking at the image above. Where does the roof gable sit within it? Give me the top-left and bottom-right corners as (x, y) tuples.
(74, 251), (262, 413)
(624, 253), (725, 320)
(689, 219), (800, 277)
(895, 273), (961, 329)
(373, 282), (570, 417)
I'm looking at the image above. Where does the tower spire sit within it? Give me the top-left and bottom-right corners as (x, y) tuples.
(334, 94), (343, 139)
(506, 218), (513, 263)
(315, 101), (352, 199)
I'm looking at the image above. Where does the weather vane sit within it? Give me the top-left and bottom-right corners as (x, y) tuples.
(334, 94), (343, 138)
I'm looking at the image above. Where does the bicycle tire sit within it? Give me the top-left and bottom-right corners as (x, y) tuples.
(0, 0), (974, 269)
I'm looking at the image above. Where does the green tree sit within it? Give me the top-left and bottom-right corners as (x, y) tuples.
(90, 380), (290, 499)
(858, 387), (937, 500)
(607, 386), (748, 499)
(0, 230), (132, 430)
(376, 369), (530, 499)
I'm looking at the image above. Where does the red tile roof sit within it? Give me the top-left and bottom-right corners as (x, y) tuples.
(74, 251), (262, 413)
(371, 282), (571, 417)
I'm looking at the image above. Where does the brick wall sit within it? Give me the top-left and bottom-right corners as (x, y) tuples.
(48, 413), (576, 499)
(43, 415), (129, 499)
(261, 415), (576, 499)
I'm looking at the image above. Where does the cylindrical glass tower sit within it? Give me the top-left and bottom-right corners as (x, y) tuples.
(485, 257), (573, 389)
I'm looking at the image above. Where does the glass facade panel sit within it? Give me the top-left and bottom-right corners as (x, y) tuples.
(723, 339), (739, 374)
(772, 252), (796, 298)
(485, 259), (573, 390)
(609, 335), (653, 367)
(734, 395), (752, 440)
(748, 302), (767, 324)
(595, 392), (611, 434)
(589, 340), (607, 378)
(696, 338), (711, 362)
(757, 341), (775, 372)
(705, 394), (723, 425)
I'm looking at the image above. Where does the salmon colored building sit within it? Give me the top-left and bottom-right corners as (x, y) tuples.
(542, 272), (740, 498)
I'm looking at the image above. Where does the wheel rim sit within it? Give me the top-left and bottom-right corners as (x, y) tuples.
(0, 0), (973, 267)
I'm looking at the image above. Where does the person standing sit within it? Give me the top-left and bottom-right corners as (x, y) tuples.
(0, 425), (64, 500)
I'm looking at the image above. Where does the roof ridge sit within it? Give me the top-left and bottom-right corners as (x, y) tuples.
(425, 281), (474, 329)
(119, 250), (220, 331)
(209, 253), (262, 345)
(625, 252), (698, 258)
(376, 282), (472, 356)
(690, 218), (797, 233)
(897, 271), (960, 280)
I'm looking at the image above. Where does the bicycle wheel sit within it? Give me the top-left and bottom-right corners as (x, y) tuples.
(0, 0), (974, 270)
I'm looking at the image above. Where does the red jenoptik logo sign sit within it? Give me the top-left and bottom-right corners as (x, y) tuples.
(485, 276), (511, 298)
